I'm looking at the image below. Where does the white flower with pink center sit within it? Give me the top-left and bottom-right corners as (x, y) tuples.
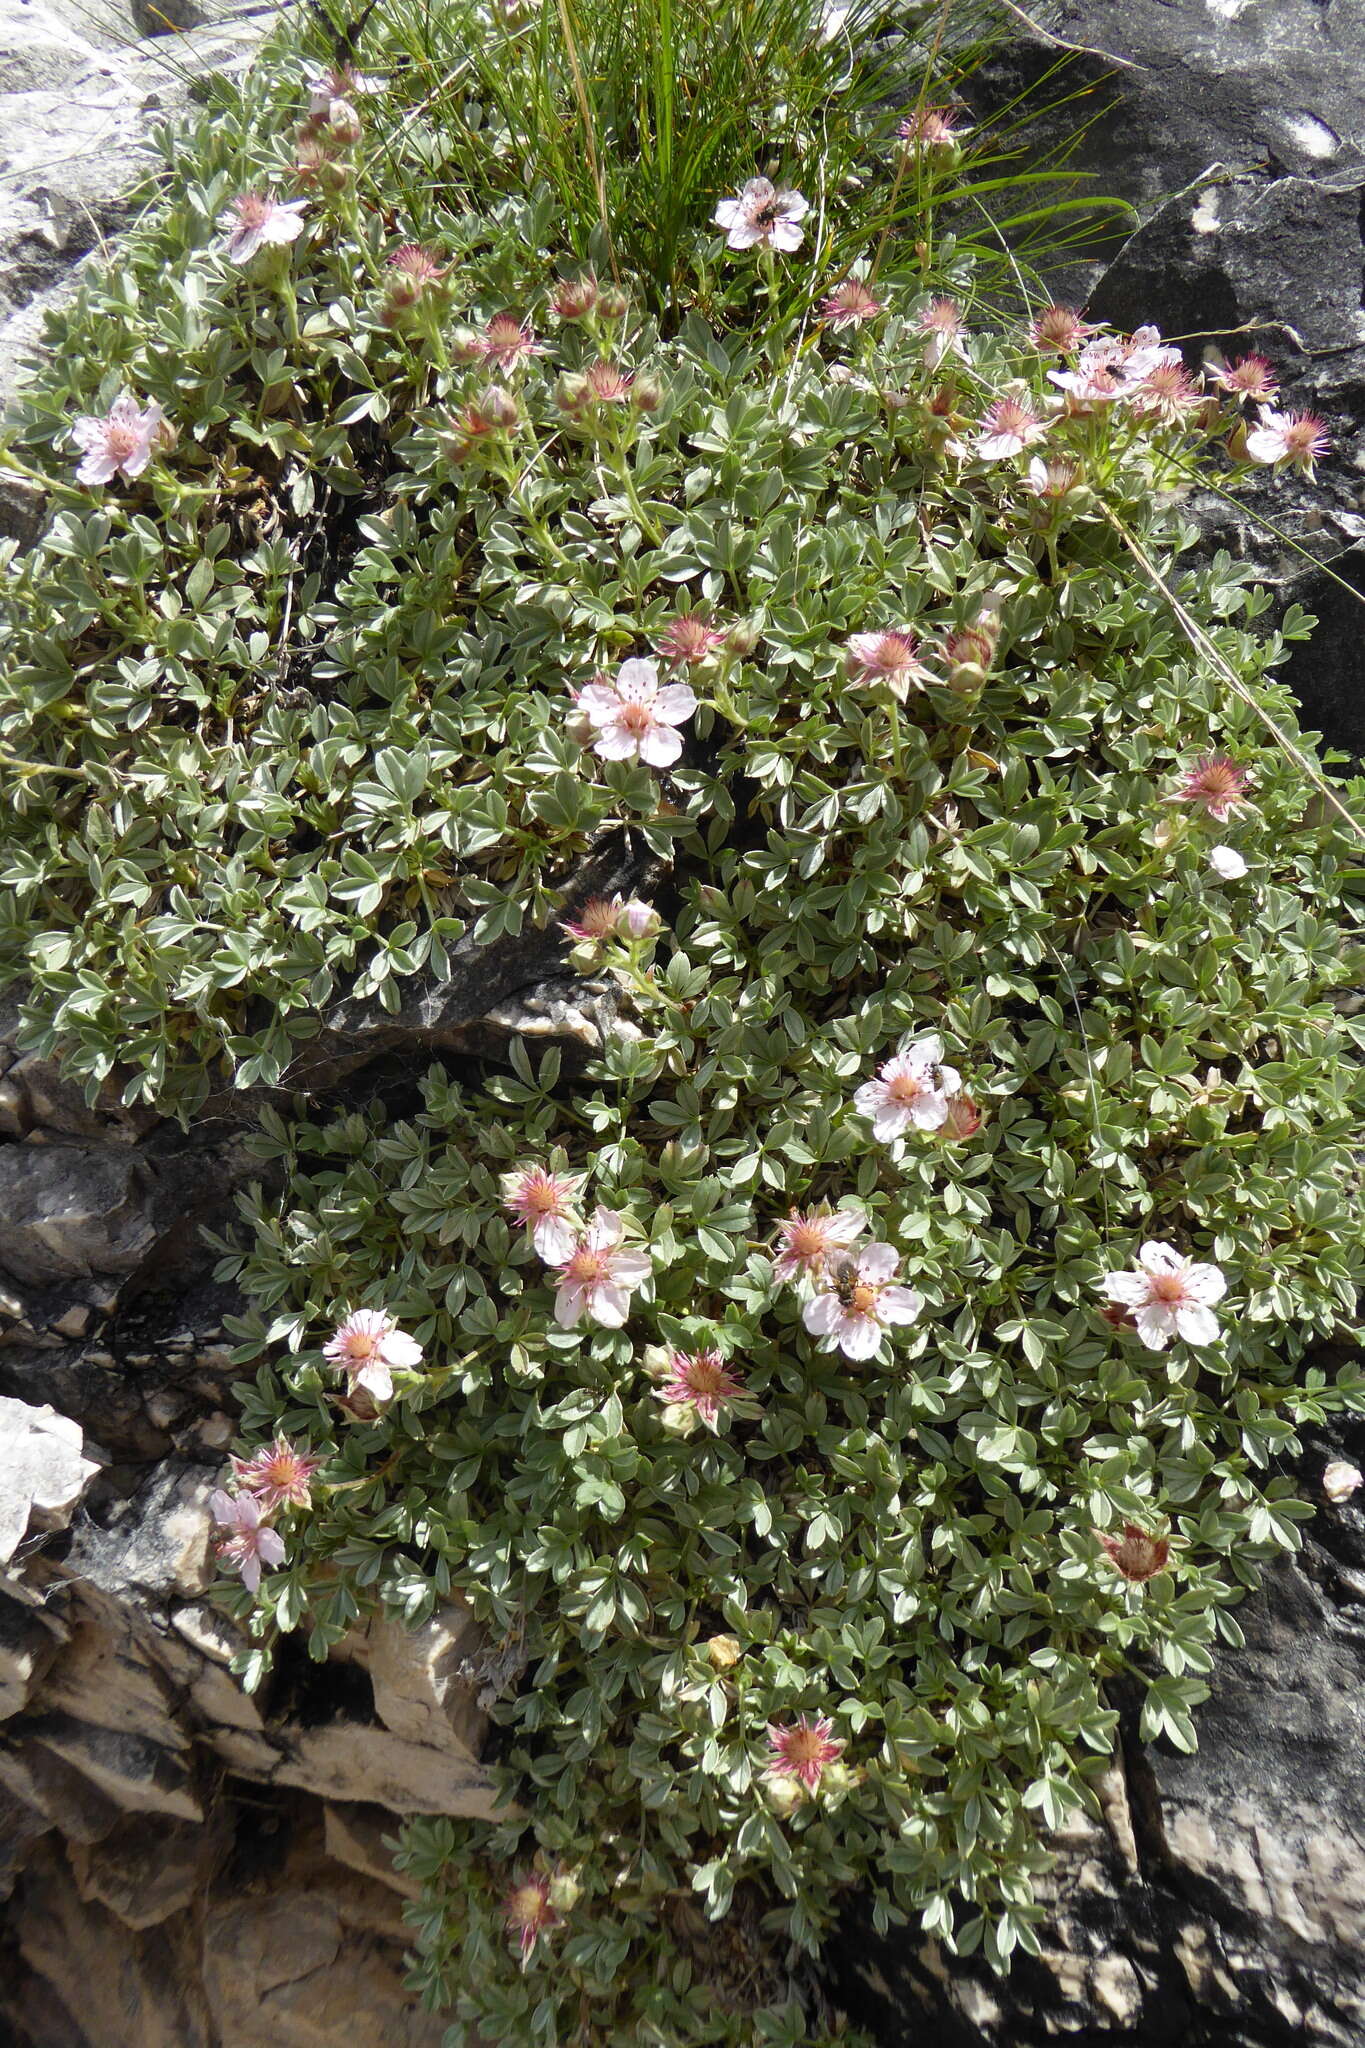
(323, 1308), (424, 1402)
(575, 658), (696, 769)
(1244, 406), (1331, 477)
(210, 1489), (286, 1594)
(772, 1206), (864, 1286)
(70, 393), (165, 487)
(219, 190), (308, 265)
(1100, 1241), (1227, 1351)
(802, 1243), (923, 1361)
(501, 1164), (584, 1262)
(547, 1207), (651, 1328)
(713, 177), (808, 253)
(854, 1035), (961, 1140)
(975, 396), (1049, 460)
(656, 1348), (748, 1430)
(844, 629), (930, 694)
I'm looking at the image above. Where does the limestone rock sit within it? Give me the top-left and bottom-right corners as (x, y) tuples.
(63, 1459), (216, 1599)
(344, 1602), (486, 1757)
(0, 1397), (100, 1564)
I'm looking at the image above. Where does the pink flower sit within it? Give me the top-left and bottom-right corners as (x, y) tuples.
(802, 1243), (923, 1361)
(819, 279), (884, 330)
(550, 273), (599, 320)
(70, 392), (164, 486)
(1094, 1522), (1170, 1583)
(766, 1713), (845, 1793)
(219, 190), (307, 265)
(1100, 1241), (1227, 1351)
(897, 105), (967, 155)
(1023, 455), (1084, 503)
(1128, 359), (1203, 424)
(975, 395), (1048, 460)
(844, 629), (930, 694)
(918, 296), (968, 369)
(1245, 406), (1331, 476)
(475, 312), (545, 371)
(547, 1207), (651, 1327)
(229, 1436), (323, 1512)
(1208, 353), (1278, 405)
(210, 1489), (285, 1594)
(444, 387), (518, 461)
(854, 1035), (962, 1140)
(501, 1164), (585, 1262)
(772, 1206), (864, 1286)
(940, 1093), (983, 1141)
(559, 893), (658, 944)
(656, 1348), (748, 1429)
(657, 612), (727, 669)
(1163, 755), (1250, 823)
(503, 1872), (559, 1962)
(324, 1308), (424, 1402)
(714, 177), (808, 253)
(305, 63), (380, 120)
(575, 658), (695, 769)
(1028, 305), (1095, 353)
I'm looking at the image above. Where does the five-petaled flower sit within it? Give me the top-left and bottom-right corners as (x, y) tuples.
(324, 1308), (424, 1402)
(1209, 353), (1278, 405)
(1164, 755), (1250, 823)
(70, 393), (165, 487)
(502, 1164), (585, 1263)
(210, 1489), (286, 1594)
(657, 612), (727, 670)
(854, 1035), (962, 1140)
(546, 1207), (651, 1327)
(975, 395), (1049, 460)
(803, 1243), (923, 1361)
(575, 658), (696, 768)
(714, 177), (808, 253)
(1094, 1522), (1170, 1583)
(1028, 305), (1095, 353)
(503, 1872), (559, 1964)
(1100, 1241), (1227, 1351)
(766, 1713), (845, 1793)
(1245, 406), (1331, 476)
(772, 1206), (864, 1286)
(819, 279), (884, 330)
(844, 629), (930, 696)
(229, 1435), (322, 1512)
(219, 190), (307, 265)
(655, 1348), (749, 1430)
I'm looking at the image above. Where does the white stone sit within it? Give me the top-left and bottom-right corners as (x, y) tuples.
(0, 1396), (100, 1564)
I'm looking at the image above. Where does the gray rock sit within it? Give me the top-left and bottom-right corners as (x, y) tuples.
(62, 1459), (216, 1599)
(0, 1148), (157, 1289)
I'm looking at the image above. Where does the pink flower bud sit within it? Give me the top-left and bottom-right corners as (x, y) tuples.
(597, 284), (629, 321)
(940, 1093), (982, 1141)
(551, 273), (599, 320)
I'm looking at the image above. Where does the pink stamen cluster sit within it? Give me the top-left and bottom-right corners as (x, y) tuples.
(559, 895), (659, 945)
(1094, 1522), (1170, 1583)
(503, 1872), (559, 1963)
(844, 629), (931, 694)
(1163, 755), (1250, 823)
(819, 279), (884, 330)
(766, 1713), (845, 1793)
(655, 1348), (749, 1430)
(229, 1435), (323, 1512)
(1245, 406), (1331, 476)
(501, 1164), (585, 1262)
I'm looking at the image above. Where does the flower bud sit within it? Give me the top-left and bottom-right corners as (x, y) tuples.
(631, 373), (663, 413)
(766, 1776), (805, 1817)
(658, 1402), (697, 1436)
(480, 384), (520, 431)
(597, 284), (629, 321)
(726, 618), (762, 657)
(546, 1866), (583, 1913)
(705, 1634), (743, 1671)
(319, 158), (353, 195)
(555, 372), (589, 418)
(618, 898), (660, 939)
(551, 273), (599, 320)
(1323, 1459), (1363, 1503)
(940, 1093), (982, 1141)
(327, 99), (364, 146)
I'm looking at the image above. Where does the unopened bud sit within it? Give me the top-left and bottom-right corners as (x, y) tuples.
(1324, 1459), (1363, 1503)
(766, 1776), (805, 1817)
(551, 273), (599, 320)
(546, 1868), (583, 1913)
(555, 372), (588, 417)
(940, 1093), (982, 1141)
(618, 898), (659, 939)
(597, 285), (629, 321)
(705, 1634), (743, 1671)
(480, 384), (520, 430)
(726, 618), (761, 657)
(153, 415), (179, 455)
(327, 99), (364, 146)
(319, 158), (352, 195)
(658, 1402), (696, 1436)
(631, 373), (663, 412)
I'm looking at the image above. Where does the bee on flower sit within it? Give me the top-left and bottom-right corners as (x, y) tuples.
(854, 1034), (963, 1140)
(803, 1244), (923, 1361)
(1099, 1241), (1227, 1351)
(713, 177), (809, 253)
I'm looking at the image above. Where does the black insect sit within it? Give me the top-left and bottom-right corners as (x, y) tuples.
(828, 1254), (861, 1308)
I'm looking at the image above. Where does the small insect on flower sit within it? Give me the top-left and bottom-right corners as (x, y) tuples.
(713, 177), (809, 253)
(503, 1872), (559, 1965)
(655, 1348), (750, 1431)
(844, 629), (930, 697)
(802, 1244), (923, 1361)
(772, 1205), (865, 1286)
(1100, 1241), (1227, 1352)
(1163, 755), (1250, 823)
(819, 279), (884, 330)
(209, 1489), (286, 1594)
(574, 658), (696, 769)
(546, 1207), (652, 1328)
(229, 1435), (323, 1512)
(1244, 406), (1331, 477)
(1208, 353), (1278, 405)
(1028, 305), (1096, 353)
(218, 190), (307, 266)
(324, 1309), (424, 1403)
(70, 392), (165, 487)
(766, 1714), (846, 1794)
(501, 1164), (585, 1263)
(975, 395), (1049, 460)
(1323, 1459), (1364, 1503)
(1094, 1522), (1170, 1583)
(854, 1034), (962, 1140)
